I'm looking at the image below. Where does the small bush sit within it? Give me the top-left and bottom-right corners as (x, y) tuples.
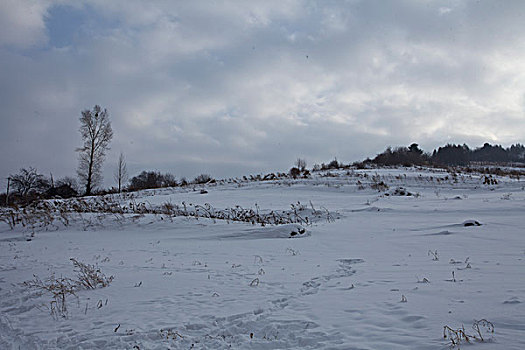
(193, 173), (213, 184)
(289, 167), (301, 179)
(327, 159), (340, 169)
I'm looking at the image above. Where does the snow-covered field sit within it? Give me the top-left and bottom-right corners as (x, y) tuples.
(1, 167), (524, 349)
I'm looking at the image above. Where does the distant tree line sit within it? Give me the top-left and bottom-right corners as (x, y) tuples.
(365, 142), (525, 167)
(308, 142), (525, 171)
(432, 143), (525, 166)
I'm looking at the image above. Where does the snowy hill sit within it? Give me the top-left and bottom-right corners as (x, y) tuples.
(1, 167), (524, 349)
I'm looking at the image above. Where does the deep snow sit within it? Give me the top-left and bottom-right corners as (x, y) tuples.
(1, 167), (524, 349)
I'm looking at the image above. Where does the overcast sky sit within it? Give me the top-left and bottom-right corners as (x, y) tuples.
(1, 0), (525, 190)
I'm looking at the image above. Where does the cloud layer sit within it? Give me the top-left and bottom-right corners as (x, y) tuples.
(1, 0), (525, 188)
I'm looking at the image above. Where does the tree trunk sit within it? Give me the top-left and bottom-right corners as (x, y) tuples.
(86, 139), (95, 196)
(6, 177), (10, 206)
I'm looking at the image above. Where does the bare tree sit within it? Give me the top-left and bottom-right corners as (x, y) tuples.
(76, 105), (113, 196)
(114, 152), (128, 193)
(9, 167), (47, 196)
(295, 158), (307, 171)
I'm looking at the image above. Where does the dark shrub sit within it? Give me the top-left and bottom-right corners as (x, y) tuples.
(289, 167), (301, 179)
(129, 171), (177, 191)
(46, 184), (78, 199)
(193, 174), (213, 184)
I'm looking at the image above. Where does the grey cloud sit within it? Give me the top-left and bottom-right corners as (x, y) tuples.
(1, 0), (525, 189)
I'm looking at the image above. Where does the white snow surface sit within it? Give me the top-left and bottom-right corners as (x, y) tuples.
(1, 167), (524, 349)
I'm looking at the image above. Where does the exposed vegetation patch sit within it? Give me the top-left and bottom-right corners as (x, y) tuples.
(443, 319), (494, 348)
(1, 197), (333, 233)
(23, 258), (113, 319)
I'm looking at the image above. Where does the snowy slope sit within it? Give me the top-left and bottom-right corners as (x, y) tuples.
(1, 167), (524, 349)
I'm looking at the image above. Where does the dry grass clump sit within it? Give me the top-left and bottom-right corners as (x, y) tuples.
(70, 258), (114, 289)
(23, 258), (113, 319)
(23, 274), (77, 319)
(443, 319), (494, 348)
